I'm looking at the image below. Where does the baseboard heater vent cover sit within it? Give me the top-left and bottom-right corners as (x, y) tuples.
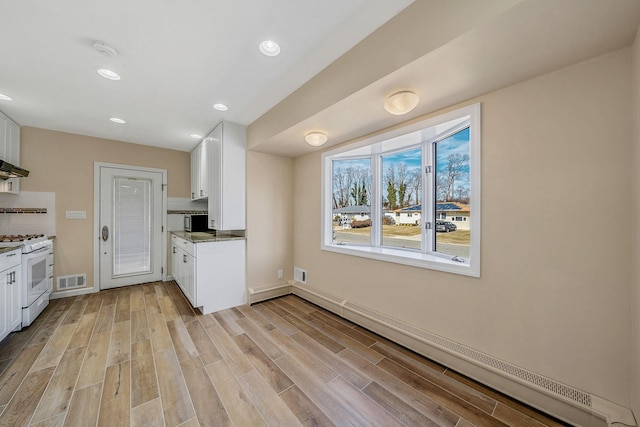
(57, 274), (86, 290)
(344, 300), (592, 406)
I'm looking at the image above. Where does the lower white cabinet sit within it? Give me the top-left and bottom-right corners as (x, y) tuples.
(171, 234), (245, 314)
(0, 248), (22, 342)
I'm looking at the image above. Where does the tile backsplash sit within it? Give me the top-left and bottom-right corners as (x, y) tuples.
(0, 191), (56, 236)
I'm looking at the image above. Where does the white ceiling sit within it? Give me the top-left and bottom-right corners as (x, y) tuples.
(2, 0), (640, 158)
(250, 0), (640, 157)
(0, 0), (412, 151)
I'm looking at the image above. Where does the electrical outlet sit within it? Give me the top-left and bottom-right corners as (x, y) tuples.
(277, 269), (283, 279)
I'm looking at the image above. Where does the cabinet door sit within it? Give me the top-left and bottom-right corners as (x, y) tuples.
(207, 123), (223, 229)
(198, 138), (208, 198)
(0, 271), (9, 341)
(183, 253), (195, 306)
(172, 244), (183, 288)
(8, 266), (21, 331)
(0, 118), (20, 194)
(190, 146), (199, 200)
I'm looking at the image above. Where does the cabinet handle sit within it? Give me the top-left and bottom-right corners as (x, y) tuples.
(172, 247), (176, 254)
(6, 253), (16, 257)
(191, 192), (195, 198)
(7, 272), (11, 284)
(183, 254), (187, 263)
(200, 189), (203, 196)
(11, 271), (15, 283)
(8, 181), (12, 192)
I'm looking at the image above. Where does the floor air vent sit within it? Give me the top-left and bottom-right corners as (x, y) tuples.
(57, 274), (86, 290)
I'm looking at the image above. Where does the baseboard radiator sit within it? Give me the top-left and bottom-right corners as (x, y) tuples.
(246, 281), (637, 427)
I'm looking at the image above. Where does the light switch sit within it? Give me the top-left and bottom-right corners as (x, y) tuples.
(66, 210), (87, 219)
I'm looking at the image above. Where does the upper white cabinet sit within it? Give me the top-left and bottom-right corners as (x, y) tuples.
(0, 111), (20, 194)
(207, 121), (246, 230)
(190, 137), (208, 200)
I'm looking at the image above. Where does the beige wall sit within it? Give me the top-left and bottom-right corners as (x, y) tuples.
(246, 151), (294, 286)
(292, 48), (634, 407)
(20, 127), (190, 288)
(632, 26), (640, 421)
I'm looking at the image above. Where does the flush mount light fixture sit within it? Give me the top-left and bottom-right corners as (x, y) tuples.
(259, 40), (280, 57)
(190, 134), (203, 139)
(213, 103), (228, 111)
(0, 93), (12, 101)
(92, 41), (118, 57)
(97, 68), (121, 81)
(305, 132), (328, 147)
(110, 117), (126, 124)
(384, 90), (419, 115)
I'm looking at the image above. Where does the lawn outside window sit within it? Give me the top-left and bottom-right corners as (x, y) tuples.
(321, 103), (481, 277)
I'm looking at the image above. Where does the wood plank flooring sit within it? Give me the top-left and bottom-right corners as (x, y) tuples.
(0, 282), (568, 426)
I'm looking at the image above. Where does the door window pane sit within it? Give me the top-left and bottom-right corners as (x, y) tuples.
(332, 158), (371, 245)
(381, 147), (422, 250)
(435, 127), (470, 259)
(113, 178), (152, 276)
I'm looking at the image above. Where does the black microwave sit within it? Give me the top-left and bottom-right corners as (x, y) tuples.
(184, 214), (208, 232)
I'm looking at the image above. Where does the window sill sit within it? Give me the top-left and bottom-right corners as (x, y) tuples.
(322, 243), (479, 277)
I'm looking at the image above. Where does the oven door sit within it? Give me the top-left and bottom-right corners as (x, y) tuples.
(23, 248), (50, 307)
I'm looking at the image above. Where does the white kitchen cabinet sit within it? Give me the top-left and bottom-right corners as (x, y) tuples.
(0, 248), (22, 342)
(190, 138), (208, 200)
(0, 111), (20, 194)
(171, 233), (245, 314)
(207, 121), (246, 230)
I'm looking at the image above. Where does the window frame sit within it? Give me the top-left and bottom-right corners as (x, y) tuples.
(321, 103), (481, 277)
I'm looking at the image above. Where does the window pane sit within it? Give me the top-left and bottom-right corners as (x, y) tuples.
(435, 127), (470, 259)
(381, 147), (422, 250)
(113, 177), (152, 276)
(332, 158), (371, 245)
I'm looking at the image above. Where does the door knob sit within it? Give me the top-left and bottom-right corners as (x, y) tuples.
(101, 226), (109, 241)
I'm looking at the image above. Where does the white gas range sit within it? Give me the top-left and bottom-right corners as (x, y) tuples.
(0, 234), (54, 327)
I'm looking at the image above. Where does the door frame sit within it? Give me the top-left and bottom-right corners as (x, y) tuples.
(93, 162), (168, 292)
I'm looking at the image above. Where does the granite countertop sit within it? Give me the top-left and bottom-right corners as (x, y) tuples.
(0, 246), (22, 255)
(172, 231), (245, 243)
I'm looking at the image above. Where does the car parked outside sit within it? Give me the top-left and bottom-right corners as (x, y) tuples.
(436, 220), (457, 232)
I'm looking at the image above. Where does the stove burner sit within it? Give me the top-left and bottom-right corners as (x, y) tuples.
(0, 234), (45, 242)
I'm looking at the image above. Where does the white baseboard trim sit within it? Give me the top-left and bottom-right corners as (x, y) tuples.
(290, 282), (637, 427)
(248, 281), (292, 304)
(50, 286), (95, 299)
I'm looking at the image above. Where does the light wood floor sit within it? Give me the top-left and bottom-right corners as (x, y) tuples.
(0, 281), (568, 427)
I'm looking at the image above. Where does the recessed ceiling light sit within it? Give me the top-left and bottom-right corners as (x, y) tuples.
(97, 68), (121, 81)
(0, 93), (12, 101)
(259, 40), (280, 57)
(213, 103), (228, 111)
(110, 117), (126, 124)
(190, 134), (203, 139)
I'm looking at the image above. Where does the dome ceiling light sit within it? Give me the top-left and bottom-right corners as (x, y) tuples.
(110, 117), (126, 124)
(384, 90), (419, 115)
(305, 131), (328, 146)
(213, 103), (228, 111)
(0, 93), (12, 101)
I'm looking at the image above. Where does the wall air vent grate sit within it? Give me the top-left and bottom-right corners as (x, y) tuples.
(293, 267), (307, 284)
(342, 301), (592, 408)
(57, 274), (86, 290)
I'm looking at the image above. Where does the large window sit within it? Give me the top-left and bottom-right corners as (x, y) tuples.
(322, 103), (480, 277)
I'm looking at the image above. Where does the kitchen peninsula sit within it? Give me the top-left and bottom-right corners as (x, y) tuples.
(171, 230), (246, 314)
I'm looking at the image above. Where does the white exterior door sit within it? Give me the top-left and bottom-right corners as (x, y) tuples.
(98, 164), (165, 289)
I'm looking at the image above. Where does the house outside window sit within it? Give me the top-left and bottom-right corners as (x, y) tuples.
(322, 103), (481, 277)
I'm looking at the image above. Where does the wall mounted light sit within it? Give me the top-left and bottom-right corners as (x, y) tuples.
(384, 90), (419, 115)
(305, 131), (328, 146)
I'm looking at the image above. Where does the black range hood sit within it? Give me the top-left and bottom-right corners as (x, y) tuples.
(0, 160), (29, 180)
